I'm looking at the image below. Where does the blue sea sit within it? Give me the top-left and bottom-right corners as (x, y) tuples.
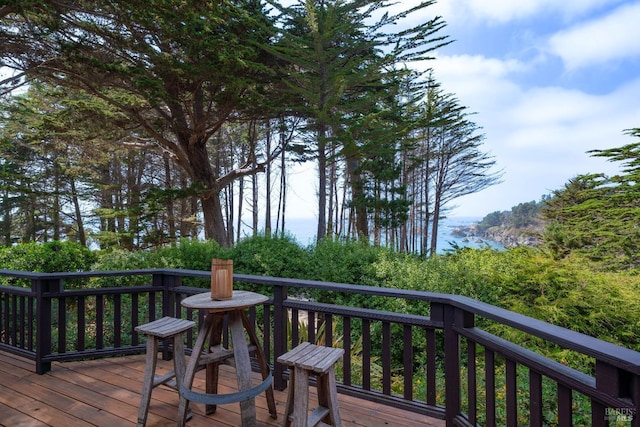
(276, 216), (504, 253)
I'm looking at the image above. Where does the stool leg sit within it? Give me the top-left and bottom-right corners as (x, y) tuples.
(137, 336), (159, 427)
(317, 368), (342, 427)
(292, 366), (309, 427)
(172, 334), (187, 398)
(282, 368), (296, 427)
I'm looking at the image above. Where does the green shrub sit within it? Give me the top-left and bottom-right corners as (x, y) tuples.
(0, 241), (96, 273)
(231, 234), (308, 278)
(149, 238), (227, 271)
(90, 249), (154, 287)
(0, 241), (96, 287)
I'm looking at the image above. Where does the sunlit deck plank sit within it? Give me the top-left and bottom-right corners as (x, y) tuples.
(0, 352), (445, 427)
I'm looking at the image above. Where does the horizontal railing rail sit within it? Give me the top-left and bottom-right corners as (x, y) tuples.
(0, 268), (638, 426)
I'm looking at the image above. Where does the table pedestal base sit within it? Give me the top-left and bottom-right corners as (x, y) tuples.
(177, 310), (277, 427)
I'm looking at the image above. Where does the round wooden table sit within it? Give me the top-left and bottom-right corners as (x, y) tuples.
(177, 291), (277, 426)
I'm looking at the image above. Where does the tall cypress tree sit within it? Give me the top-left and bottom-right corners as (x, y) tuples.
(267, 0), (449, 241)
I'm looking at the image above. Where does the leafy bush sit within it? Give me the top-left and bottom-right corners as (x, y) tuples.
(231, 234), (308, 278)
(149, 238), (227, 271)
(0, 241), (96, 287)
(89, 249), (155, 287)
(306, 237), (384, 285)
(0, 241), (96, 273)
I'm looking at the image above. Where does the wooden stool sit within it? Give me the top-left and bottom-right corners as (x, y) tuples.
(278, 342), (344, 427)
(135, 316), (195, 427)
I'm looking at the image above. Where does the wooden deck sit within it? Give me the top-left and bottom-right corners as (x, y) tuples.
(0, 351), (445, 427)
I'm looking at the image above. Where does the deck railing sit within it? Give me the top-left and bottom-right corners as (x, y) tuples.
(0, 268), (638, 426)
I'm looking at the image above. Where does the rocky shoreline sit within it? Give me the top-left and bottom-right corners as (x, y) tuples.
(451, 221), (544, 249)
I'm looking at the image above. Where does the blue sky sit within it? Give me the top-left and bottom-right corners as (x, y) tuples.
(288, 0), (640, 219)
(426, 0), (640, 217)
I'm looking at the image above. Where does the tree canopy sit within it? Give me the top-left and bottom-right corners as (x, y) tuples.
(0, 0), (500, 251)
(541, 128), (640, 268)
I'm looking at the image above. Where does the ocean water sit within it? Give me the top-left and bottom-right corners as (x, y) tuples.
(277, 216), (504, 253)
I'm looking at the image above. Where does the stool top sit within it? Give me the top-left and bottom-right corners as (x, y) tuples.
(135, 316), (195, 337)
(181, 290), (268, 312)
(278, 342), (344, 373)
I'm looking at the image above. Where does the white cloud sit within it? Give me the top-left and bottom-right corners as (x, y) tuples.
(430, 52), (640, 216)
(429, 54), (525, 115)
(548, 2), (640, 70)
(432, 0), (627, 25)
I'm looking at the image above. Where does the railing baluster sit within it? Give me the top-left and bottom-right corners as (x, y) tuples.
(262, 302), (271, 363)
(529, 370), (543, 427)
(77, 295), (85, 351)
(343, 316), (352, 386)
(131, 293), (139, 346)
(19, 295), (26, 348)
(96, 294), (104, 349)
(443, 305), (460, 424)
(403, 324), (413, 400)
(362, 318), (371, 391)
(324, 313), (333, 347)
(485, 349), (496, 427)
(149, 291), (157, 321)
(58, 296), (66, 353)
(28, 295), (34, 351)
(10, 294), (17, 345)
(382, 321), (391, 395)
(426, 328), (437, 406)
(308, 310), (316, 343)
(506, 359), (517, 426)
(467, 339), (477, 424)
(113, 294), (121, 348)
(291, 309), (299, 345)
(0, 292), (5, 344)
(557, 384), (572, 426)
(591, 400), (606, 427)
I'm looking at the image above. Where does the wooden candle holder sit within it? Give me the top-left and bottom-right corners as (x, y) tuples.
(211, 259), (233, 300)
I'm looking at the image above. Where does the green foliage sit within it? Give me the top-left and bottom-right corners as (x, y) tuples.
(150, 238), (227, 271)
(0, 240), (95, 273)
(477, 200), (544, 232)
(89, 249), (154, 287)
(541, 130), (640, 268)
(305, 237), (383, 285)
(0, 241), (96, 287)
(230, 234), (308, 279)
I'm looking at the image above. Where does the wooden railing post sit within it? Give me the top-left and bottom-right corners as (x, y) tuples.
(156, 271), (181, 319)
(272, 284), (288, 391)
(155, 271), (182, 361)
(438, 303), (475, 426)
(33, 276), (62, 374)
(595, 361), (638, 426)
(442, 304), (460, 425)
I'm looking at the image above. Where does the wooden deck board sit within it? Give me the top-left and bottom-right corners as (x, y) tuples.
(0, 352), (445, 427)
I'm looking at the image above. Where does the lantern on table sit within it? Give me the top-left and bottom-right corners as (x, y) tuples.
(211, 259), (233, 300)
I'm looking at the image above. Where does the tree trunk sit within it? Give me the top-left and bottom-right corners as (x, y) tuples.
(69, 179), (87, 247)
(316, 124), (328, 241)
(264, 121), (272, 237)
(201, 190), (227, 246)
(345, 154), (368, 238)
(186, 137), (229, 245)
(163, 156), (176, 242)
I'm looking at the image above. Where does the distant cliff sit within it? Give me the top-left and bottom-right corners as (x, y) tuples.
(451, 201), (546, 249)
(452, 222), (544, 249)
